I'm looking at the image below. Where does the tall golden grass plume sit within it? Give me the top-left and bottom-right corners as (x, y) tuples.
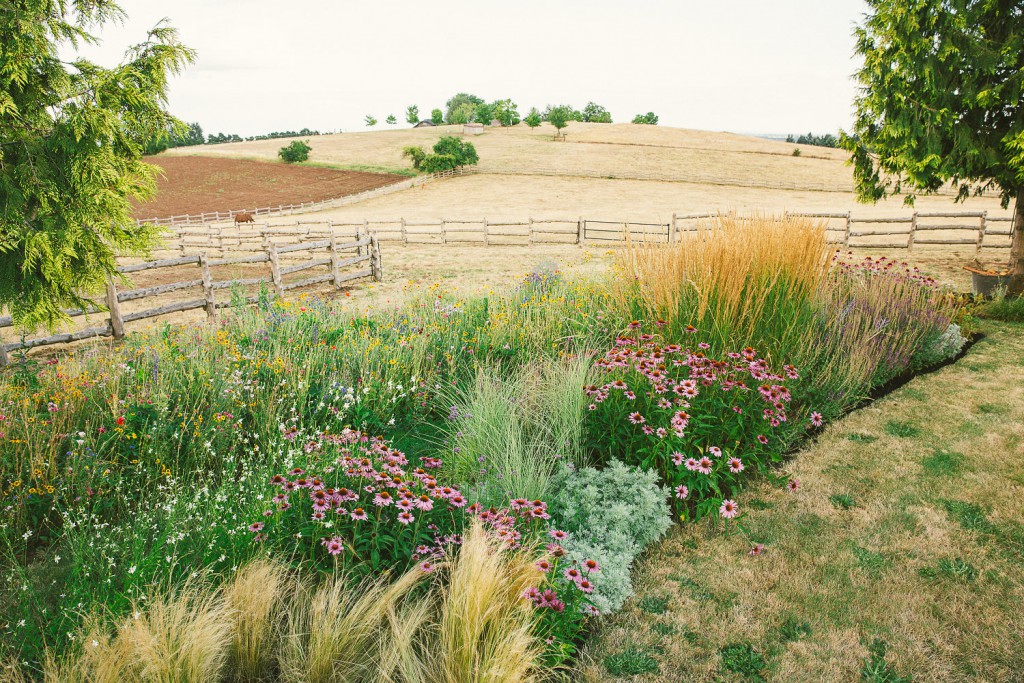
(616, 213), (832, 345)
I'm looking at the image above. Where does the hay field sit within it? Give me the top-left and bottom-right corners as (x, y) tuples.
(164, 123), (1007, 222)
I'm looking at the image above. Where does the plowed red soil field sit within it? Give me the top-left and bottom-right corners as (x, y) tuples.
(132, 156), (407, 219)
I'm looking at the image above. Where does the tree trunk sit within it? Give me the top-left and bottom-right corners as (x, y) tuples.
(1010, 188), (1024, 296)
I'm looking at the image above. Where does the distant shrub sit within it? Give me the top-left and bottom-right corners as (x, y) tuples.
(631, 112), (659, 125)
(432, 135), (478, 166)
(402, 145), (427, 170)
(430, 108), (444, 125)
(277, 140), (311, 163)
(550, 460), (671, 613)
(524, 107), (542, 129)
(792, 148), (802, 156)
(420, 153), (458, 174)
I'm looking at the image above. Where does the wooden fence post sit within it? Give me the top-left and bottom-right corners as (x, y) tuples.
(844, 212), (852, 246)
(483, 217), (489, 246)
(977, 211), (987, 253)
(669, 212), (677, 242)
(199, 253), (216, 318)
(105, 276), (125, 339)
(528, 216), (534, 246)
(400, 217), (407, 244)
(440, 218), (447, 245)
(329, 234), (342, 288)
(577, 216), (585, 245)
(268, 244), (283, 299)
(908, 211), (918, 250)
(370, 236), (382, 281)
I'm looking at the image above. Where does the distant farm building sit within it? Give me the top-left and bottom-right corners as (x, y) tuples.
(413, 120), (435, 128)
(489, 119), (502, 127)
(463, 123), (484, 135)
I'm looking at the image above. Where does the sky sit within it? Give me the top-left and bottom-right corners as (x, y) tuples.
(74, 0), (871, 137)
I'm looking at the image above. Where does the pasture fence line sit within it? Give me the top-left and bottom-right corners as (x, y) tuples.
(153, 209), (1016, 256)
(134, 168), (469, 228)
(0, 236), (383, 365)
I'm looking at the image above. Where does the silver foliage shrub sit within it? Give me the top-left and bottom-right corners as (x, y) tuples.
(551, 460), (671, 614)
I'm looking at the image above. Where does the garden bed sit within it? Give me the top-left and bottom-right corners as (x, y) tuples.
(0, 216), (976, 681)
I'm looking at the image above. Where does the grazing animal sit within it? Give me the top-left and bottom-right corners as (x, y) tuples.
(234, 212), (255, 224)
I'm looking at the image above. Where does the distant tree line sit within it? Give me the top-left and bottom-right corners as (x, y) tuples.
(144, 123), (324, 154)
(366, 94), (657, 130)
(786, 132), (839, 148)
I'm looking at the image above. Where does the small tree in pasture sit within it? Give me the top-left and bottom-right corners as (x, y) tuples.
(432, 136), (478, 167)
(386, 114), (397, 125)
(364, 114), (378, 127)
(278, 140), (311, 163)
(402, 145), (426, 170)
(445, 93), (484, 123)
(420, 154), (459, 174)
(631, 112), (659, 125)
(492, 99), (521, 126)
(406, 105), (419, 125)
(843, 0), (1024, 289)
(431, 108), (444, 125)
(582, 101), (612, 123)
(547, 105), (572, 139)
(524, 108), (542, 129)
(0, 1), (194, 330)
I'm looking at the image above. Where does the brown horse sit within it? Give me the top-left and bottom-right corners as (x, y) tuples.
(234, 212), (255, 224)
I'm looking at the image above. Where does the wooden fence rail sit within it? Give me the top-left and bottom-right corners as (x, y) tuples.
(0, 236), (382, 365)
(151, 210), (1016, 256)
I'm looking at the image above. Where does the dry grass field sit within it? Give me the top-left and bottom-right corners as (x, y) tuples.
(163, 123), (1008, 223)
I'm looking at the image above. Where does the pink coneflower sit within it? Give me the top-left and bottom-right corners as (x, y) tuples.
(449, 494), (467, 508)
(583, 558), (601, 573)
(585, 604), (601, 616)
(397, 511), (414, 525)
(749, 543), (764, 557)
(624, 390), (637, 400)
(671, 451), (685, 466)
(373, 491), (393, 507)
(350, 507), (368, 520)
(289, 467), (305, 476)
(675, 485), (689, 500)
(697, 456), (713, 474)
(467, 502), (482, 514)
(655, 427), (668, 439)
(708, 446), (722, 458)
(719, 499), (739, 519)
(685, 457), (700, 471)
(322, 536), (343, 556)
(757, 434), (769, 445)
(564, 567), (582, 582)
(728, 457), (744, 474)
(535, 559), (553, 573)
(628, 320), (642, 329)
(810, 411), (823, 427)
(787, 479), (800, 493)
(549, 529), (568, 541)
(248, 522), (264, 533)
(576, 579), (595, 594)
(523, 586), (542, 604)
(419, 561), (435, 573)
(685, 325), (698, 334)
(271, 474), (286, 485)
(641, 425), (654, 435)
(311, 511), (326, 521)
(628, 412), (645, 424)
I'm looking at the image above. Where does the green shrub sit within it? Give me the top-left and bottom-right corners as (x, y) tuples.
(420, 153), (458, 173)
(631, 111), (659, 125)
(977, 288), (1024, 322)
(910, 323), (967, 370)
(792, 147), (802, 156)
(550, 460), (671, 613)
(277, 139), (311, 163)
(432, 135), (478, 166)
(402, 145), (426, 170)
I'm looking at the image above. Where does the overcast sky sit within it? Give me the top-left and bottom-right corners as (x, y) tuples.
(75, 0), (870, 137)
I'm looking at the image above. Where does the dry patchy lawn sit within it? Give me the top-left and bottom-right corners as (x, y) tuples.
(581, 322), (1024, 682)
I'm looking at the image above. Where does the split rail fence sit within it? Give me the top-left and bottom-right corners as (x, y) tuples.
(0, 235), (382, 364)
(155, 210), (1016, 256)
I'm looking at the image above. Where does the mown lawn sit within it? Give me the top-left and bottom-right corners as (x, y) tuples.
(582, 321), (1024, 682)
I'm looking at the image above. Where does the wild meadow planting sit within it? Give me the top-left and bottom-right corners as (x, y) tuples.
(0, 217), (972, 680)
